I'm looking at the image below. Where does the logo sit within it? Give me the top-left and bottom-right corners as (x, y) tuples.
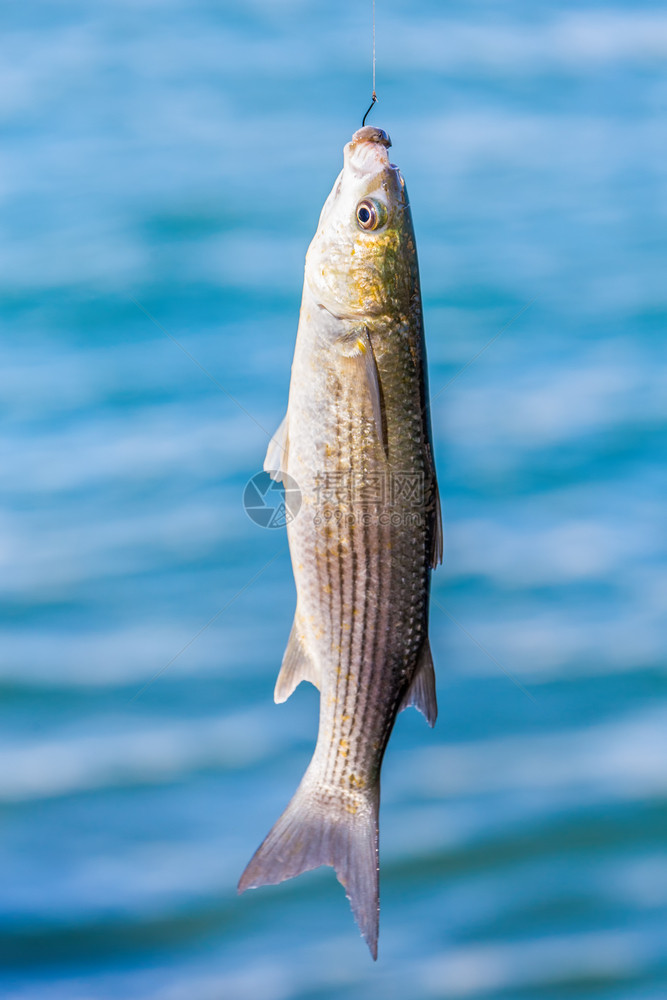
(243, 471), (302, 529)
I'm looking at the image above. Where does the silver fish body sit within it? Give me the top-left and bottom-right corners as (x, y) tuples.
(238, 126), (442, 958)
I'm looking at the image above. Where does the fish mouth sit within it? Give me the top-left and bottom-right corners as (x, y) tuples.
(345, 126), (394, 178)
(350, 126), (392, 148)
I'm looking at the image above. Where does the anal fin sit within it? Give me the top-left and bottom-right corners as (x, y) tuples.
(399, 638), (437, 726)
(264, 414), (289, 483)
(274, 616), (321, 703)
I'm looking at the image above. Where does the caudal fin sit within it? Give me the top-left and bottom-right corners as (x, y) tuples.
(238, 776), (380, 958)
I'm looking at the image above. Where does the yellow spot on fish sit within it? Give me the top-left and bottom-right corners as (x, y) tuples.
(339, 738), (349, 758)
(346, 802), (358, 815)
(356, 338), (366, 354)
(349, 773), (365, 790)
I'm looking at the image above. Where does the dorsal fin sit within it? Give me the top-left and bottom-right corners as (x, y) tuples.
(398, 639), (437, 726)
(430, 481), (443, 568)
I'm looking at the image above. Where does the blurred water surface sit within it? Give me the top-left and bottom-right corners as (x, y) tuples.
(2, 0), (666, 997)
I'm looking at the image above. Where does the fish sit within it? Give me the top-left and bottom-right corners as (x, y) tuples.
(238, 124), (442, 959)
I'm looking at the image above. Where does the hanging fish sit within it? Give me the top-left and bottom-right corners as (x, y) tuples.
(238, 125), (442, 959)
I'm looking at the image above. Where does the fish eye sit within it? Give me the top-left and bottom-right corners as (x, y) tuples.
(356, 199), (387, 231)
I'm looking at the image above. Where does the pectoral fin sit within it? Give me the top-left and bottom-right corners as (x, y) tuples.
(264, 414), (289, 483)
(343, 329), (386, 454)
(359, 330), (387, 455)
(399, 638), (437, 726)
(274, 617), (321, 703)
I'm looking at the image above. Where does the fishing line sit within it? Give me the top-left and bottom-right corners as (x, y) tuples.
(372, 0), (376, 96)
(362, 0), (377, 126)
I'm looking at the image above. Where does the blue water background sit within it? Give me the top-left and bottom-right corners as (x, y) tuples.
(2, 0), (667, 997)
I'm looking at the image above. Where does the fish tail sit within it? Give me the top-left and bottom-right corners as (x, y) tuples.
(238, 772), (380, 959)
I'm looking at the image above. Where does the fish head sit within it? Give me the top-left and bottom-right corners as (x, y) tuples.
(305, 126), (419, 320)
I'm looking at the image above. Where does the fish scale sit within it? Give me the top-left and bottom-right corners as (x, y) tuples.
(239, 125), (442, 959)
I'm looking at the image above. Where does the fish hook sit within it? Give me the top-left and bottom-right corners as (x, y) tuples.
(362, 92), (377, 127)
